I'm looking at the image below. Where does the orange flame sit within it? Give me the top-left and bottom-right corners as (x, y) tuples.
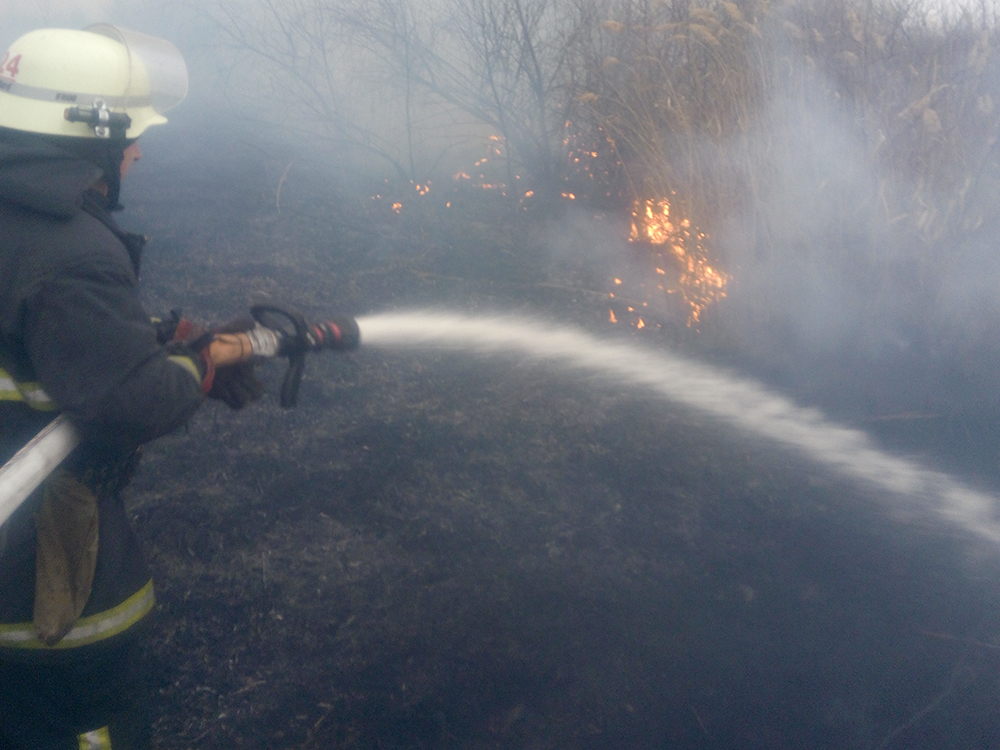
(628, 198), (729, 326)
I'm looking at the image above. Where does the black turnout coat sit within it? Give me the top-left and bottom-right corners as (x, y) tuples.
(0, 133), (206, 658)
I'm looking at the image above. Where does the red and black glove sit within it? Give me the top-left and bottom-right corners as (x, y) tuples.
(163, 314), (264, 410)
(163, 316), (215, 394)
(206, 318), (265, 410)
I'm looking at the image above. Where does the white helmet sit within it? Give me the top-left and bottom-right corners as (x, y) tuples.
(0, 24), (188, 140)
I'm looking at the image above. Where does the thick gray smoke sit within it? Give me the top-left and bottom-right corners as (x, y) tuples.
(5, 0), (1000, 416)
(718, 91), (881, 355)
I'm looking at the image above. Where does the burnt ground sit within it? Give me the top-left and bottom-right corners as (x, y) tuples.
(119, 126), (1000, 749)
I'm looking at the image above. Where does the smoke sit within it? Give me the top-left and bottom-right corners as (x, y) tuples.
(0, 0), (151, 41)
(709, 57), (1000, 413)
(717, 86), (886, 355)
(6, 0), (1000, 417)
(527, 34), (1000, 425)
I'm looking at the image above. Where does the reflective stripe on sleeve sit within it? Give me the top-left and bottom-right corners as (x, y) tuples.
(78, 726), (112, 750)
(0, 367), (57, 411)
(167, 354), (202, 384)
(0, 579), (154, 649)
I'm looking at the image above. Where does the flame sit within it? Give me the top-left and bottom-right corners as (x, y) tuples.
(609, 309), (618, 323)
(392, 202), (402, 213)
(449, 134), (514, 194)
(560, 120), (622, 205)
(628, 198), (729, 325)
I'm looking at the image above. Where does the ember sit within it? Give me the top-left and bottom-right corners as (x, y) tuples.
(629, 198), (729, 325)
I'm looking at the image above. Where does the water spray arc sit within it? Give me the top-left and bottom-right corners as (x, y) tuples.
(358, 311), (1000, 545)
(3, 309), (996, 545)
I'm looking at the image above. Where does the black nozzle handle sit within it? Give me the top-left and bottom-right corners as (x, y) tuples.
(250, 305), (307, 408)
(249, 305), (359, 409)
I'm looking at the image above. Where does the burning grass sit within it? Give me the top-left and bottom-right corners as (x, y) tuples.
(571, 0), (1000, 329)
(216, 0), (1000, 341)
(375, 0), (1000, 332)
(629, 198), (728, 326)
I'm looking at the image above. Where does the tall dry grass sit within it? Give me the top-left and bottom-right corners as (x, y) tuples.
(215, 0), (1000, 278)
(569, 0), (769, 223)
(572, 0), (1000, 275)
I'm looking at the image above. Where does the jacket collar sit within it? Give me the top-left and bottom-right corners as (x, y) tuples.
(80, 188), (146, 277)
(0, 137), (102, 219)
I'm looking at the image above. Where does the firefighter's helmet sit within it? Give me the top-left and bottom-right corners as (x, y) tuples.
(0, 24), (188, 140)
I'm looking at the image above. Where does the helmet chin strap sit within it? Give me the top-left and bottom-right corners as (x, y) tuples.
(101, 135), (127, 211)
(64, 101), (132, 210)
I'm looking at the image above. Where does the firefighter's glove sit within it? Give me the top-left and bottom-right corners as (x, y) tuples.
(164, 317), (216, 394)
(171, 317), (213, 352)
(207, 318), (265, 410)
(168, 316), (263, 408)
(208, 364), (264, 409)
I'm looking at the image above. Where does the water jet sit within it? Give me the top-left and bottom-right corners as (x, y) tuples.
(358, 310), (1000, 544)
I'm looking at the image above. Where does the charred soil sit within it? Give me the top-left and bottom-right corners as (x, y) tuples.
(122, 135), (1000, 749)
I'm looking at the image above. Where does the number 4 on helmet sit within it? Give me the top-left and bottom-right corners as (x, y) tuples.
(0, 24), (187, 140)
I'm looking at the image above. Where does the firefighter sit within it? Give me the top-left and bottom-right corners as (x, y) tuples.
(0, 25), (263, 748)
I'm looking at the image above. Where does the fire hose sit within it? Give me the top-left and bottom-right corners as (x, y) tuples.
(0, 306), (360, 528)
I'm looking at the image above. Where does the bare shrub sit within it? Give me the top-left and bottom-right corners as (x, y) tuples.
(211, 0), (1000, 291)
(572, 0), (771, 228)
(210, 0), (597, 196)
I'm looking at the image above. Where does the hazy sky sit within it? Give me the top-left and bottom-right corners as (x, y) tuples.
(0, 0), (194, 49)
(2, 0), (118, 39)
(1, 0), (993, 43)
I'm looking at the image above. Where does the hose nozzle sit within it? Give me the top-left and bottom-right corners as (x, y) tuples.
(307, 317), (360, 352)
(249, 305), (359, 408)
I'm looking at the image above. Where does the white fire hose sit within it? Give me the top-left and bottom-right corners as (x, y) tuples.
(0, 415), (80, 528)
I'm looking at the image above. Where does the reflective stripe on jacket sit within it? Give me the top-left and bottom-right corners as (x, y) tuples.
(0, 366), (57, 411)
(0, 580), (154, 650)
